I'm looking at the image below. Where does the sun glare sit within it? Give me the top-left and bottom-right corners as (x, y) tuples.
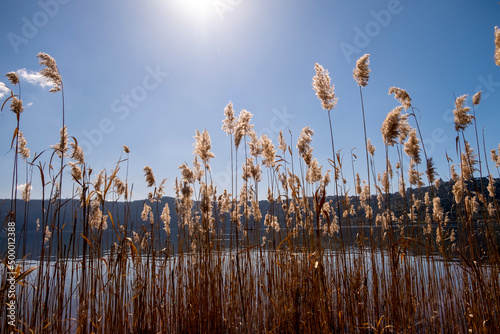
(173, 0), (213, 21)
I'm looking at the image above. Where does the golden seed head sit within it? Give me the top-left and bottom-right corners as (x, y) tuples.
(17, 131), (30, 159)
(297, 126), (314, 166)
(472, 90), (481, 106)
(353, 54), (370, 87)
(495, 26), (500, 66)
(312, 63), (338, 111)
(222, 101), (236, 135)
(37, 52), (62, 93)
(234, 109), (254, 149)
(143, 165), (156, 187)
(453, 94), (472, 132)
(388, 87), (412, 110)
(404, 129), (421, 164)
(381, 106), (403, 146)
(10, 96), (23, 115)
(5, 72), (19, 85)
(193, 129), (215, 165)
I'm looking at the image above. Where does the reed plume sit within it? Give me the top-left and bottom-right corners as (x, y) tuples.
(312, 63), (338, 111)
(5, 72), (19, 85)
(194, 129), (215, 166)
(353, 54), (370, 87)
(10, 96), (23, 116)
(381, 106), (403, 146)
(17, 131), (30, 159)
(143, 165), (156, 187)
(37, 52), (62, 93)
(453, 94), (472, 132)
(495, 26), (500, 66)
(388, 87), (412, 110)
(473, 90), (482, 105)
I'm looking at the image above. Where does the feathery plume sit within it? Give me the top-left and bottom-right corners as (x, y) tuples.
(141, 203), (153, 223)
(450, 164), (458, 182)
(432, 197), (444, 223)
(297, 126), (314, 166)
(409, 159), (424, 187)
(453, 94), (472, 132)
(17, 131), (30, 159)
(278, 130), (287, 152)
(51, 125), (68, 158)
(495, 144), (500, 167)
(190, 158), (202, 182)
(367, 138), (376, 156)
(388, 87), (412, 110)
(353, 54), (370, 87)
(21, 183), (31, 202)
(260, 134), (276, 168)
(452, 180), (464, 204)
(143, 166), (156, 187)
(193, 129), (215, 165)
(242, 157), (262, 182)
(462, 141), (478, 177)
(89, 198), (107, 230)
(398, 114), (411, 143)
(379, 171), (390, 194)
(161, 202), (171, 234)
(472, 90), (482, 106)
(5, 72), (19, 85)
(312, 63), (338, 110)
(234, 109), (254, 149)
(488, 174), (496, 198)
(355, 173), (362, 195)
(222, 101), (236, 135)
(70, 140), (84, 164)
(399, 175), (406, 198)
(404, 129), (421, 164)
(322, 169), (331, 188)
(491, 148), (500, 168)
(178, 163), (195, 183)
(465, 195), (478, 216)
(495, 26), (500, 66)
(44, 225), (51, 245)
(37, 52), (62, 93)
(94, 170), (104, 192)
(10, 96), (23, 116)
(248, 131), (262, 157)
(381, 106), (403, 146)
(426, 158), (437, 184)
(114, 177), (126, 197)
(305, 158), (322, 184)
(68, 162), (82, 181)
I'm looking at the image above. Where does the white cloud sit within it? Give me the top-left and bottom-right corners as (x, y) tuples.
(0, 81), (10, 99)
(17, 183), (33, 192)
(17, 68), (51, 88)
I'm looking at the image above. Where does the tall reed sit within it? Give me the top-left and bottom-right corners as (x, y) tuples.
(1, 39), (500, 333)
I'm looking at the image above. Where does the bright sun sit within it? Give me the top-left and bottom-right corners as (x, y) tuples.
(173, 0), (213, 21)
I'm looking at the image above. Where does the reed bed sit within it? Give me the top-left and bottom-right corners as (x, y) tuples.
(1, 38), (500, 333)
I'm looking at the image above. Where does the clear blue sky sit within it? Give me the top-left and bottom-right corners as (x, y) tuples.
(1, 0), (499, 200)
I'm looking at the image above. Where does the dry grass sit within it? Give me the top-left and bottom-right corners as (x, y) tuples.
(1, 50), (500, 333)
